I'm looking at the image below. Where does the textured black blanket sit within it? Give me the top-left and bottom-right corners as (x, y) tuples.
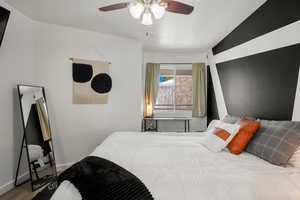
(33, 156), (154, 200)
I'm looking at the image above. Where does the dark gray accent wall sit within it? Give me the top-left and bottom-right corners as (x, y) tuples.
(207, 66), (219, 125)
(213, 0), (300, 55)
(0, 6), (10, 47)
(25, 104), (44, 146)
(26, 104), (51, 155)
(217, 44), (300, 120)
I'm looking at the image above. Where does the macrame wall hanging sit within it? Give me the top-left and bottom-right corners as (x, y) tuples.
(70, 58), (112, 104)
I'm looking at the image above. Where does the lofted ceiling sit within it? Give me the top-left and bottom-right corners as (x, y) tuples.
(4, 0), (266, 52)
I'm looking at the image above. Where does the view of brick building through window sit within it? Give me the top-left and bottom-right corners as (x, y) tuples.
(176, 76), (193, 110)
(154, 67), (193, 111)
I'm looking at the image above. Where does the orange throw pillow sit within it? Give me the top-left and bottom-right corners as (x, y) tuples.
(227, 119), (260, 155)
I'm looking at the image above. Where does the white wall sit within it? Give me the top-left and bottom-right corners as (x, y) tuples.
(0, 1), (143, 193)
(208, 20), (300, 121)
(20, 87), (44, 126)
(143, 51), (208, 132)
(0, 0), (36, 194)
(34, 22), (143, 165)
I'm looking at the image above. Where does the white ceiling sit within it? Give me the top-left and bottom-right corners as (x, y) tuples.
(4, 0), (266, 52)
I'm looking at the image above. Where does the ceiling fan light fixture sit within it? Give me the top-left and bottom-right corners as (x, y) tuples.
(129, 2), (144, 19)
(150, 2), (166, 19)
(98, 0), (194, 26)
(141, 9), (153, 26)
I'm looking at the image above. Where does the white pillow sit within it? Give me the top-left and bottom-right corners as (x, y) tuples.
(200, 122), (240, 152)
(207, 120), (222, 132)
(50, 181), (82, 200)
(288, 147), (300, 168)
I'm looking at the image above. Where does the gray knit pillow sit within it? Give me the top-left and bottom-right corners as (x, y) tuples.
(246, 120), (300, 166)
(222, 115), (256, 124)
(222, 115), (240, 124)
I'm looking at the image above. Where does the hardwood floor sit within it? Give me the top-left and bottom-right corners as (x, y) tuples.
(0, 169), (60, 200)
(0, 182), (43, 200)
(0, 165), (62, 200)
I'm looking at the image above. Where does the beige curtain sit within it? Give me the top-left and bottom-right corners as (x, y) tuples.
(36, 98), (51, 141)
(192, 63), (206, 117)
(144, 63), (160, 117)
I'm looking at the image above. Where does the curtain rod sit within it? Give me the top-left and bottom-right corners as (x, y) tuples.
(158, 63), (193, 65)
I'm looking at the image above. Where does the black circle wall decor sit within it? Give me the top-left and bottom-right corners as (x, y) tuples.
(73, 63), (93, 83)
(91, 73), (112, 94)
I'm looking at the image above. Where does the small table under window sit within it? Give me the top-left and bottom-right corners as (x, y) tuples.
(142, 117), (192, 132)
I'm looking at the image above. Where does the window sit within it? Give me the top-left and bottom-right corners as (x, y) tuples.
(154, 65), (193, 111)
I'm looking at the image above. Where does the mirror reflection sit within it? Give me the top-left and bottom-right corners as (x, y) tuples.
(18, 85), (57, 191)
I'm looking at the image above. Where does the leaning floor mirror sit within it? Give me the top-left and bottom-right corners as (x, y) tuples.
(15, 85), (57, 191)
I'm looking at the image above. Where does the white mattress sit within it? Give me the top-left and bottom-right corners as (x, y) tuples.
(53, 132), (300, 200)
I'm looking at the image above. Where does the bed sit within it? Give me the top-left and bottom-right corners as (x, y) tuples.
(49, 131), (300, 200)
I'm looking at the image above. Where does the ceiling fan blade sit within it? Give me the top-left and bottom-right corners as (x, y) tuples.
(99, 3), (129, 12)
(163, 0), (194, 15)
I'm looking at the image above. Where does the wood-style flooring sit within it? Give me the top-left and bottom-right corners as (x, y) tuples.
(0, 182), (43, 200)
(0, 169), (60, 200)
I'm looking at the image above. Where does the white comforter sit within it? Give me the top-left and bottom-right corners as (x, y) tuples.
(52, 132), (300, 200)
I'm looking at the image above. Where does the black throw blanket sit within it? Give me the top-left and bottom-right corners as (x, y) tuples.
(33, 156), (154, 200)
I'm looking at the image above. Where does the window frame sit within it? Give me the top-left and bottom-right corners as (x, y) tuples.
(154, 65), (193, 114)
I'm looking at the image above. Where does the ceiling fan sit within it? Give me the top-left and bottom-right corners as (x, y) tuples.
(98, 0), (194, 25)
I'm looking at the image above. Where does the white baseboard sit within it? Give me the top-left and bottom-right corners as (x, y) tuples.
(0, 162), (73, 196)
(0, 171), (29, 196)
